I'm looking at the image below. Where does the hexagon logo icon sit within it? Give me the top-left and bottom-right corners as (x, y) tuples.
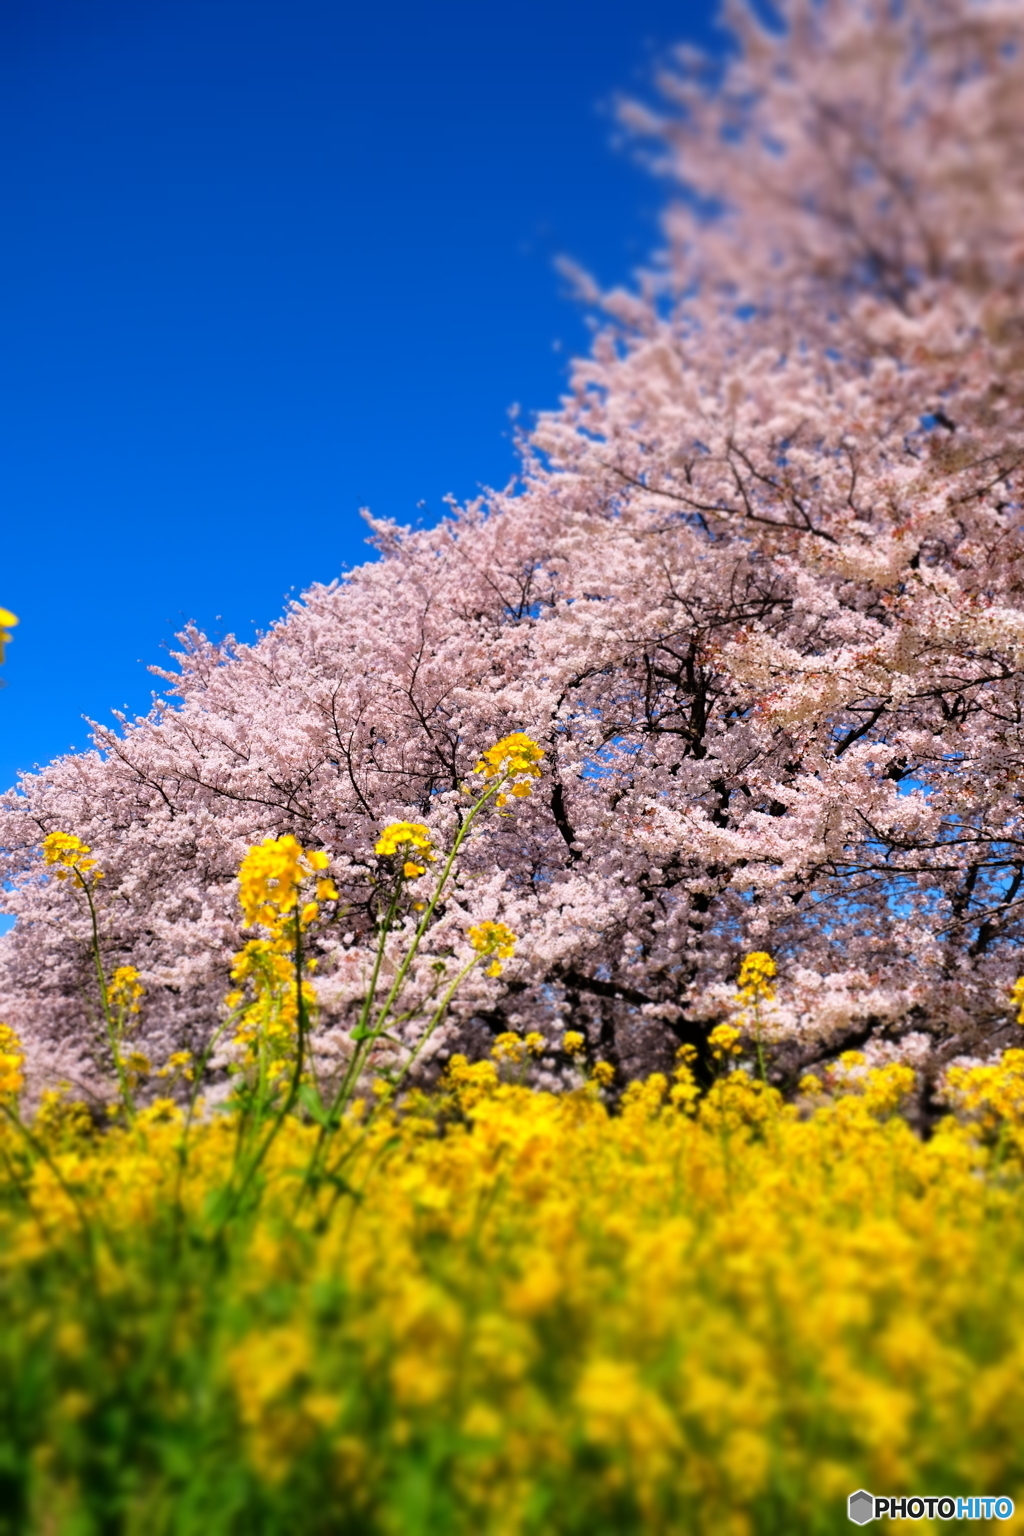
(848, 1490), (874, 1524)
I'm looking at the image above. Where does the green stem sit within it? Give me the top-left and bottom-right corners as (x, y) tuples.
(753, 998), (767, 1084)
(331, 777), (505, 1119)
(329, 884), (403, 1115)
(300, 896), (410, 1202)
(77, 869), (134, 1120)
(305, 952), (483, 1209)
(367, 786), (496, 1034)
(210, 919), (310, 1240)
(386, 954), (479, 1101)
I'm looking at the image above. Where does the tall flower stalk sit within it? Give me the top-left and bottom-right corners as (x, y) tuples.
(210, 835), (337, 1225)
(301, 735), (541, 1188)
(737, 951), (777, 1084)
(331, 733), (540, 1121)
(41, 833), (143, 1119)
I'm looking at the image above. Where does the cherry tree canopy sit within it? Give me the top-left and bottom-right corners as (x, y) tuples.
(5, 0), (1024, 1095)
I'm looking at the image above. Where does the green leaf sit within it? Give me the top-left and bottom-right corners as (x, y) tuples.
(297, 1083), (330, 1126)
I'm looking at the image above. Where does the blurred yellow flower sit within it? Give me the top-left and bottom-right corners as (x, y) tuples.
(0, 1022), (24, 1099)
(0, 606), (17, 664)
(737, 950), (777, 1000)
(491, 1031), (526, 1063)
(467, 919), (517, 976)
(709, 1022), (743, 1060)
(108, 966), (144, 1016)
(1011, 975), (1024, 1024)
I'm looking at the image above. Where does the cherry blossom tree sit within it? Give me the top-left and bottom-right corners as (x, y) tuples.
(5, 0), (1024, 1099)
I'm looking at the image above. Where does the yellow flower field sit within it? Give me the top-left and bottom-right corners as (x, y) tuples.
(4, 1046), (1024, 1533)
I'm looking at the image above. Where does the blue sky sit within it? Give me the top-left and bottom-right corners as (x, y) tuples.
(0, 0), (720, 798)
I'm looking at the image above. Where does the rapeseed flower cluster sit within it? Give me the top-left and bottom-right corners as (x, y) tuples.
(225, 837), (339, 1090)
(237, 834), (337, 932)
(39, 834), (147, 1115)
(1010, 975), (1024, 1025)
(0, 1021), (24, 1099)
(107, 969), (150, 1094)
(945, 1046), (1024, 1159)
(375, 820), (436, 879)
(737, 950), (776, 1000)
(474, 732), (544, 806)
(108, 965), (144, 1016)
(736, 950), (778, 1078)
(4, 1037), (1024, 1532)
(468, 919), (517, 977)
(41, 830), (103, 882)
(490, 1029), (546, 1065)
(708, 1022), (743, 1060)
(226, 937), (318, 1082)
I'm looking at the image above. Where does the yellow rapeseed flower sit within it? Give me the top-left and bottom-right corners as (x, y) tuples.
(32, 1087), (93, 1147)
(9, 1038), (1024, 1526)
(230, 938), (295, 987)
(374, 823), (435, 879)
(225, 927), (317, 1075)
(41, 831), (103, 882)
(0, 606), (17, 665)
(1011, 976), (1024, 1024)
(0, 1055), (25, 1101)
(157, 1051), (195, 1083)
(108, 966), (144, 1016)
(945, 1047), (1024, 1154)
(467, 920), (517, 977)
(473, 733), (544, 806)
(708, 1022), (744, 1060)
(491, 1031), (527, 1064)
(467, 920), (516, 958)
(0, 1022), (24, 1100)
(737, 950), (777, 1000)
(237, 835), (332, 931)
(118, 1050), (152, 1084)
(563, 1030), (586, 1055)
